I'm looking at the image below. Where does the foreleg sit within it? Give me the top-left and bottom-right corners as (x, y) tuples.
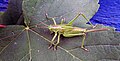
(48, 32), (57, 49)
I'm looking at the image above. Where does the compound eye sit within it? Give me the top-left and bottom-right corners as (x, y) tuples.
(48, 25), (52, 29)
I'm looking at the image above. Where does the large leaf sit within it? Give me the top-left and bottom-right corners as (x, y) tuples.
(23, 0), (99, 28)
(0, 0), (120, 61)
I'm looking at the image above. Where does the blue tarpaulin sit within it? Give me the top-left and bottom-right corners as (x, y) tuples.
(0, 0), (8, 11)
(90, 0), (120, 31)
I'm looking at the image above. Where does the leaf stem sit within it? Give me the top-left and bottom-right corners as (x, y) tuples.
(26, 30), (32, 61)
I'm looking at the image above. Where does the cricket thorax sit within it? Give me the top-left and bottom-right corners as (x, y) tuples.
(48, 25), (64, 32)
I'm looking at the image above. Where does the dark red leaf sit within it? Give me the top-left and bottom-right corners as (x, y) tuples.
(0, 25), (6, 28)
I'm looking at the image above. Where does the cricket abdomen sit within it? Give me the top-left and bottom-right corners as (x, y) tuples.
(73, 27), (86, 32)
(63, 27), (86, 37)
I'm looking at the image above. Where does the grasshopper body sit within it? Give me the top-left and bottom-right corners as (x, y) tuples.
(46, 13), (109, 51)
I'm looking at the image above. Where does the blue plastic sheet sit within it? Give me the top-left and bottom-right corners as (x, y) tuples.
(0, 0), (8, 11)
(90, 0), (120, 31)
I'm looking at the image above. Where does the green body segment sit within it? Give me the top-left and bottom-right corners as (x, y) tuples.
(48, 24), (86, 37)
